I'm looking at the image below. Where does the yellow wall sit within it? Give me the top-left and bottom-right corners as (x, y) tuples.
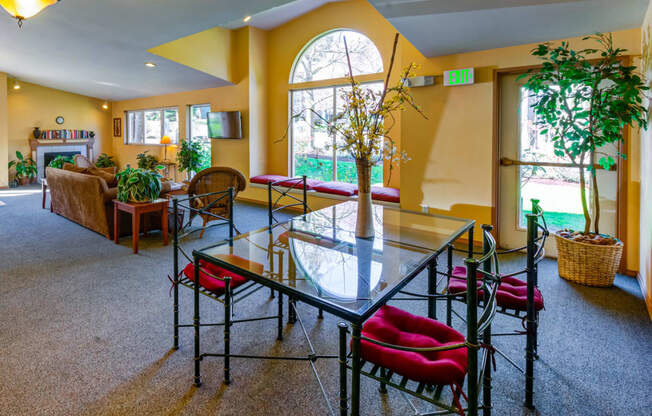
(6, 80), (112, 174)
(0, 73), (8, 187)
(641, 1), (652, 319)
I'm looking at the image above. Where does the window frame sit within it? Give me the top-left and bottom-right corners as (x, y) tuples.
(288, 29), (385, 184)
(188, 103), (211, 143)
(124, 106), (179, 145)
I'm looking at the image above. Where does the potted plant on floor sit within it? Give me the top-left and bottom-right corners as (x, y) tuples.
(8, 151), (38, 186)
(519, 33), (648, 286)
(48, 155), (73, 169)
(116, 166), (162, 203)
(95, 153), (116, 168)
(176, 138), (203, 181)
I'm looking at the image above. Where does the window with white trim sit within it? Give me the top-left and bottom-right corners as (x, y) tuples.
(125, 107), (179, 145)
(290, 30), (384, 184)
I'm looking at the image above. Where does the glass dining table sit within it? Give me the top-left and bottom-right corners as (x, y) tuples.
(193, 200), (475, 415)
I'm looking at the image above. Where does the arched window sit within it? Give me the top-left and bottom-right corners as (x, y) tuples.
(290, 30), (384, 184)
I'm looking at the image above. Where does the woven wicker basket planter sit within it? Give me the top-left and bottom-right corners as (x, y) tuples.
(555, 233), (623, 287)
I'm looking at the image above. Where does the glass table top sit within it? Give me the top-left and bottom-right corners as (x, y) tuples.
(196, 201), (474, 322)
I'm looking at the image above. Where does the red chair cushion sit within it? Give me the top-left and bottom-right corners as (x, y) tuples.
(250, 174), (290, 185)
(361, 305), (468, 386)
(184, 255), (263, 296)
(313, 181), (358, 196)
(449, 266), (544, 312)
(371, 186), (400, 203)
(277, 178), (322, 190)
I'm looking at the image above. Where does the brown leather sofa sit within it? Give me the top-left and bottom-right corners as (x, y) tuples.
(46, 166), (172, 239)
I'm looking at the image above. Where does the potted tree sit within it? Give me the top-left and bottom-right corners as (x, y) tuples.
(8, 151), (38, 186)
(176, 138), (203, 181)
(520, 33), (648, 286)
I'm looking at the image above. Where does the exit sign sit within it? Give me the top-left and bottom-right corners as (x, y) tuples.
(444, 68), (474, 86)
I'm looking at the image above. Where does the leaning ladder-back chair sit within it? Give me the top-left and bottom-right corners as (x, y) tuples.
(339, 225), (501, 416)
(444, 199), (548, 410)
(171, 189), (285, 386)
(187, 167), (247, 238)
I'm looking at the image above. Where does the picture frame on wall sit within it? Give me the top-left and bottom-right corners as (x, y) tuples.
(113, 117), (122, 137)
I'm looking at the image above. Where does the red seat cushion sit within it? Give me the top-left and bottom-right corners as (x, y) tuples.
(277, 177), (322, 190)
(449, 266), (544, 312)
(183, 255), (263, 296)
(250, 174), (289, 185)
(361, 305), (468, 386)
(313, 181), (358, 196)
(371, 186), (400, 203)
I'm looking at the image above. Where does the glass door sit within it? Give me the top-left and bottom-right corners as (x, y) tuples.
(189, 104), (212, 175)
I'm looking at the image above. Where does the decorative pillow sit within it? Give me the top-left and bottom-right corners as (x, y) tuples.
(62, 163), (85, 173)
(88, 167), (117, 187)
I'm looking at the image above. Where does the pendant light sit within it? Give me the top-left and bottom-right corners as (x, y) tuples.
(0, 0), (61, 27)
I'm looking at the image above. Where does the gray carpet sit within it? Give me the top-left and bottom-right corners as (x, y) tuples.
(1, 185), (650, 416)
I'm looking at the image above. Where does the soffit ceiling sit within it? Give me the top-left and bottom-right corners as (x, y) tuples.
(368, 0), (649, 57)
(0, 0), (333, 101)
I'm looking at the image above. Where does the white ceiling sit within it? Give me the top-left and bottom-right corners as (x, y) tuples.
(0, 0), (329, 101)
(369, 0), (649, 57)
(0, 0), (648, 100)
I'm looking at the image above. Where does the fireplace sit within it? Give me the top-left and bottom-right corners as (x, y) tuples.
(43, 151), (82, 176)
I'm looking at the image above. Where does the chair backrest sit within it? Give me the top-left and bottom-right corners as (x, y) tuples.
(187, 167), (246, 214)
(267, 176), (308, 228)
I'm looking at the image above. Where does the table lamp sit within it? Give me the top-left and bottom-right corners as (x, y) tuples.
(160, 136), (171, 162)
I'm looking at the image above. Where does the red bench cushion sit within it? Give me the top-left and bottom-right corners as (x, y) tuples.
(449, 266), (544, 312)
(371, 186), (400, 203)
(250, 175), (289, 185)
(361, 305), (468, 386)
(184, 256), (263, 296)
(313, 181), (358, 196)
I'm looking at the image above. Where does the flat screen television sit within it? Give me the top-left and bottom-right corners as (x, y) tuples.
(207, 111), (242, 139)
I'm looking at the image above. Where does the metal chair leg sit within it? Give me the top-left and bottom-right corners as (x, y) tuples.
(193, 257), (202, 387)
(224, 278), (232, 385)
(338, 323), (348, 416)
(277, 292), (283, 341)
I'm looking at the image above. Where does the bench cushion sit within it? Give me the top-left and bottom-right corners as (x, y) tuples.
(371, 186), (400, 203)
(313, 181), (358, 196)
(250, 175), (322, 190)
(449, 266), (544, 312)
(250, 175), (289, 185)
(361, 305), (468, 386)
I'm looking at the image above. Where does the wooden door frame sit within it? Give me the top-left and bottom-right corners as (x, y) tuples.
(491, 64), (632, 275)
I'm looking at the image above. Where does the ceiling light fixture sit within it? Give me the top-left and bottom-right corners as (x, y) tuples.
(243, 15), (251, 23)
(102, 101), (109, 110)
(12, 79), (20, 90)
(0, 0), (61, 28)
(145, 62), (156, 68)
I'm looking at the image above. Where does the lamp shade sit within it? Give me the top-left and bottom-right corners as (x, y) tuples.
(160, 136), (171, 145)
(0, 0), (59, 20)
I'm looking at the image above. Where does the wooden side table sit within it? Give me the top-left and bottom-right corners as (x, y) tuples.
(113, 198), (169, 254)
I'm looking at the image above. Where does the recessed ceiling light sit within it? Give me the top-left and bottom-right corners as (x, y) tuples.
(145, 62), (157, 68)
(243, 15), (251, 22)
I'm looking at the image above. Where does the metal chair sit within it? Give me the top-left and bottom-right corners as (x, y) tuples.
(171, 189), (284, 386)
(187, 167), (247, 238)
(338, 225), (501, 416)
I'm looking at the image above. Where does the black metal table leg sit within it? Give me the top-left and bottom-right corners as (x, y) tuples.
(350, 323), (362, 416)
(427, 259), (437, 320)
(224, 277), (232, 385)
(193, 256), (202, 387)
(277, 291), (284, 341)
(173, 199), (180, 350)
(446, 244), (453, 326)
(339, 323), (348, 416)
(466, 258), (478, 416)
(525, 214), (537, 409)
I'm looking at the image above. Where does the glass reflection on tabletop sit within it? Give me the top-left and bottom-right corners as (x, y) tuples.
(198, 201), (473, 319)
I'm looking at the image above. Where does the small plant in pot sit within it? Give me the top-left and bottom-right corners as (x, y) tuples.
(8, 151), (38, 186)
(116, 166), (163, 203)
(176, 138), (203, 181)
(95, 153), (116, 168)
(519, 33), (648, 286)
(136, 150), (160, 171)
(48, 155), (73, 169)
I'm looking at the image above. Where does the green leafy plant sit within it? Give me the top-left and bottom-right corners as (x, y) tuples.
(47, 155), (73, 169)
(176, 139), (203, 174)
(519, 33), (648, 235)
(136, 150), (159, 170)
(8, 151), (37, 181)
(95, 153), (116, 168)
(115, 166), (162, 203)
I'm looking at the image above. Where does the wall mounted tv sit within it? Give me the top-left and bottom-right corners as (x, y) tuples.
(207, 111), (242, 139)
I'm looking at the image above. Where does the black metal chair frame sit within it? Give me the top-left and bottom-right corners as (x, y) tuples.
(439, 201), (549, 410)
(337, 225), (502, 416)
(265, 175), (325, 321)
(171, 189), (285, 386)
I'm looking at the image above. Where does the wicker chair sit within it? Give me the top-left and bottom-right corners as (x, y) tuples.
(187, 167), (247, 238)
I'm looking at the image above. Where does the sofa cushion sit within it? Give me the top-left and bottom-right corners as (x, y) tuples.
(313, 181), (358, 196)
(371, 186), (400, 203)
(88, 167), (117, 187)
(361, 305), (468, 386)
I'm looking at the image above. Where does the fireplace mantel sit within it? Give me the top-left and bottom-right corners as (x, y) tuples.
(31, 138), (95, 178)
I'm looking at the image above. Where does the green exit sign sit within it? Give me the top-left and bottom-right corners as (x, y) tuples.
(444, 68), (474, 86)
